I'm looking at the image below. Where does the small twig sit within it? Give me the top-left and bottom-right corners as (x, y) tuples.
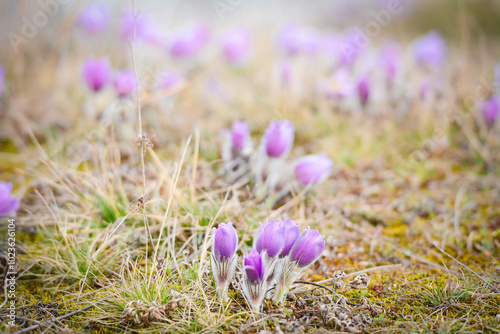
(128, 0), (155, 254)
(292, 280), (359, 306)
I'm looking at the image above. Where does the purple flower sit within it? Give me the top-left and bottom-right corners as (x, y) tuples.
(357, 74), (370, 105)
(212, 222), (238, 260)
(244, 249), (265, 283)
(77, 2), (110, 34)
(322, 68), (355, 99)
(0, 182), (20, 216)
(253, 220), (285, 258)
(480, 95), (500, 125)
(294, 154), (333, 186)
(113, 71), (137, 98)
(231, 121), (249, 154)
(170, 24), (210, 59)
(160, 72), (185, 90)
(211, 222), (238, 302)
(378, 41), (400, 81)
(412, 31), (447, 68)
(0, 64), (5, 97)
(278, 219), (301, 258)
(277, 24), (320, 56)
(290, 228), (325, 268)
(277, 24), (302, 56)
(222, 28), (251, 65)
(263, 120), (294, 158)
(82, 58), (111, 92)
(339, 28), (365, 66)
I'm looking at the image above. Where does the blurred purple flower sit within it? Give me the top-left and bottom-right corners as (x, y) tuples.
(231, 121), (249, 154)
(338, 28), (365, 66)
(378, 41), (401, 81)
(77, 2), (110, 34)
(277, 24), (302, 56)
(222, 28), (251, 65)
(113, 71), (137, 98)
(412, 31), (447, 68)
(278, 219), (301, 258)
(82, 58), (111, 92)
(481, 95), (500, 125)
(244, 249), (265, 283)
(0, 64), (5, 97)
(263, 120), (294, 158)
(357, 74), (370, 105)
(294, 154), (332, 186)
(290, 228), (325, 268)
(0, 182), (20, 216)
(277, 24), (320, 56)
(322, 68), (354, 99)
(253, 220), (285, 258)
(160, 72), (185, 91)
(120, 12), (163, 45)
(170, 24), (210, 59)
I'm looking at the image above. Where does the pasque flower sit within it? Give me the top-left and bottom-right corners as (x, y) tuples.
(294, 154), (333, 186)
(77, 2), (110, 34)
(322, 68), (355, 99)
(357, 74), (370, 106)
(290, 228), (325, 268)
(170, 24), (210, 59)
(480, 95), (499, 125)
(113, 71), (137, 98)
(263, 120), (294, 158)
(160, 72), (185, 91)
(275, 227), (325, 302)
(0, 182), (20, 216)
(378, 41), (401, 82)
(242, 249), (267, 312)
(278, 219), (301, 258)
(412, 31), (447, 68)
(231, 121), (249, 155)
(254, 220), (285, 258)
(82, 58), (111, 92)
(222, 28), (251, 65)
(211, 222), (238, 302)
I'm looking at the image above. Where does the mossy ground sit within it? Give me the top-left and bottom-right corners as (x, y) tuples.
(1, 2), (500, 333)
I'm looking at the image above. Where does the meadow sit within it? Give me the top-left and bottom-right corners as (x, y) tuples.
(0, 1), (499, 333)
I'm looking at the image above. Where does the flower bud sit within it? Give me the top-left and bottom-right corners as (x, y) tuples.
(289, 228), (325, 268)
(82, 58), (111, 92)
(263, 120), (294, 158)
(412, 31), (447, 68)
(113, 70), (137, 98)
(294, 154), (332, 186)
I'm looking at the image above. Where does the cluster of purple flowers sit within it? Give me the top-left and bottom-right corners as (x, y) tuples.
(211, 219), (324, 312)
(82, 58), (137, 98)
(77, 3), (252, 65)
(222, 120), (333, 201)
